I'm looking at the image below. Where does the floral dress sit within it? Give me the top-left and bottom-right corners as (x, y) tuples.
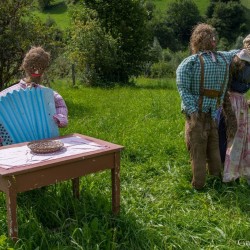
(223, 57), (250, 183)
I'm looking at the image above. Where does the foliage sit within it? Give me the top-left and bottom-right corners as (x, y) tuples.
(1, 80), (250, 249)
(79, 0), (151, 84)
(0, 0), (64, 90)
(206, 1), (247, 42)
(150, 0), (202, 51)
(37, 0), (55, 11)
(149, 10), (181, 51)
(233, 35), (244, 49)
(147, 49), (189, 78)
(164, 0), (203, 50)
(67, 6), (119, 86)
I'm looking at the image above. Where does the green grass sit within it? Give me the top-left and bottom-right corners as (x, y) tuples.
(152, 0), (210, 15)
(33, 0), (70, 30)
(0, 78), (250, 249)
(34, 0), (249, 31)
(242, 0), (250, 8)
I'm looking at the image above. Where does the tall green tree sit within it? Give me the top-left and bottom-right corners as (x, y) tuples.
(0, 0), (64, 89)
(80, 0), (151, 84)
(164, 0), (202, 50)
(37, 0), (55, 11)
(67, 7), (119, 86)
(206, 1), (246, 43)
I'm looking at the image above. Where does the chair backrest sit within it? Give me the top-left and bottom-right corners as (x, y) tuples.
(0, 87), (59, 145)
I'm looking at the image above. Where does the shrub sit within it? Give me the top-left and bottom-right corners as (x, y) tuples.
(150, 61), (175, 78)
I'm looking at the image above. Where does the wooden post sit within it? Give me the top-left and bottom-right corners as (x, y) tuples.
(112, 152), (120, 215)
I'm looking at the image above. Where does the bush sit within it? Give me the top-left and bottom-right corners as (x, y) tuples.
(37, 0), (54, 11)
(67, 0), (151, 86)
(146, 49), (189, 78)
(150, 61), (175, 78)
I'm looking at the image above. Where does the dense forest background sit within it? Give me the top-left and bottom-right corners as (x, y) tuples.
(0, 0), (250, 89)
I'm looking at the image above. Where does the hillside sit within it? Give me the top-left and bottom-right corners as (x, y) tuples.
(153, 0), (210, 15)
(35, 0), (250, 33)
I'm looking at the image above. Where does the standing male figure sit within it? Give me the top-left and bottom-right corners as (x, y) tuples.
(176, 23), (237, 189)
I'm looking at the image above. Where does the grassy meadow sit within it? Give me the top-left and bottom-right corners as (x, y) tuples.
(34, 0), (250, 32)
(153, 0), (210, 15)
(1, 0), (250, 249)
(0, 78), (250, 249)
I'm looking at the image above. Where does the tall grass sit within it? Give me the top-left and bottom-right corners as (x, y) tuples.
(0, 78), (249, 249)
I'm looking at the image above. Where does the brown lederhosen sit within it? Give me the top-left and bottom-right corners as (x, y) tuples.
(185, 53), (228, 189)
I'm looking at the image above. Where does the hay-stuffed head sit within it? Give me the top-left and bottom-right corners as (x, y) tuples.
(243, 34), (250, 54)
(190, 23), (217, 54)
(21, 46), (50, 84)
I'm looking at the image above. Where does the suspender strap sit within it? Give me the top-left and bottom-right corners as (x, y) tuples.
(198, 53), (229, 112)
(198, 54), (205, 111)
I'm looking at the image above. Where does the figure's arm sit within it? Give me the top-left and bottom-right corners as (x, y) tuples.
(53, 91), (68, 128)
(176, 56), (197, 115)
(222, 91), (237, 140)
(219, 50), (239, 63)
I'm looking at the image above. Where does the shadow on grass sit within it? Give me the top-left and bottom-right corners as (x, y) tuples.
(65, 99), (93, 119)
(15, 180), (162, 249)
(43, 1), (68, 14)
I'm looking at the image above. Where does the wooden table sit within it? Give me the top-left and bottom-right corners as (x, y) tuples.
(0, 133), (123, 240)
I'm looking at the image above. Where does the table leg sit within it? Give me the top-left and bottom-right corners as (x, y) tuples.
(72, 178), (80, 199)
(112, 152), (120, 215)
(6, 187), (18, 240)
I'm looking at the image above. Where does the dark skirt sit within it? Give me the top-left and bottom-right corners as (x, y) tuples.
(218, 111), (227, 163)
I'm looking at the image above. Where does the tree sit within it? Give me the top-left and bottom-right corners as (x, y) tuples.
(206, 1), (246, 43)
(164, 0), (202, 50)
(81, 0), (151, 84)
(37, 0), (55, 11)
(67, 7), (119, 86)
(0, 0), (64, 90)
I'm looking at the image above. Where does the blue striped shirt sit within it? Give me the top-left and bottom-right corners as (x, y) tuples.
(176, 50), (238, 119)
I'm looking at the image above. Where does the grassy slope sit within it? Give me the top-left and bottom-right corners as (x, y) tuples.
(35, 0), (249, 32)
(0, 79), (249, 249)
(153, 0), (210, 15)
(33, 0), (70, 30)
(1, 1), (249, 249)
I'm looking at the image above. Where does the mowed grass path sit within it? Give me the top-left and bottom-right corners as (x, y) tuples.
(0, 78), (249, 249)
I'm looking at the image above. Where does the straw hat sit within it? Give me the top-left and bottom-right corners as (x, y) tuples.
(243, 34), (250, 52)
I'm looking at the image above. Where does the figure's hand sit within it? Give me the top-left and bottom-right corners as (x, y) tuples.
(53, 115), (60, 125)
(247, 100), (250, 108)
(53, 114), (68, 128)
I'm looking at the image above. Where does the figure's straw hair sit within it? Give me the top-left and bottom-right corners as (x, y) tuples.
(21, 46), (50, 71)
(190, 23), (216, 54)
(243, 34), (250, 53)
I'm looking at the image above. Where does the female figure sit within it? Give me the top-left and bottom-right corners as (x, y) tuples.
(223, 35), (250, 184)
(176, 23), (237, 189)
(0, 46), (68, 145)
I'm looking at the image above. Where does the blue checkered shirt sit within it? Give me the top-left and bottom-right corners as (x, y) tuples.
(176, 50), (238, 119)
